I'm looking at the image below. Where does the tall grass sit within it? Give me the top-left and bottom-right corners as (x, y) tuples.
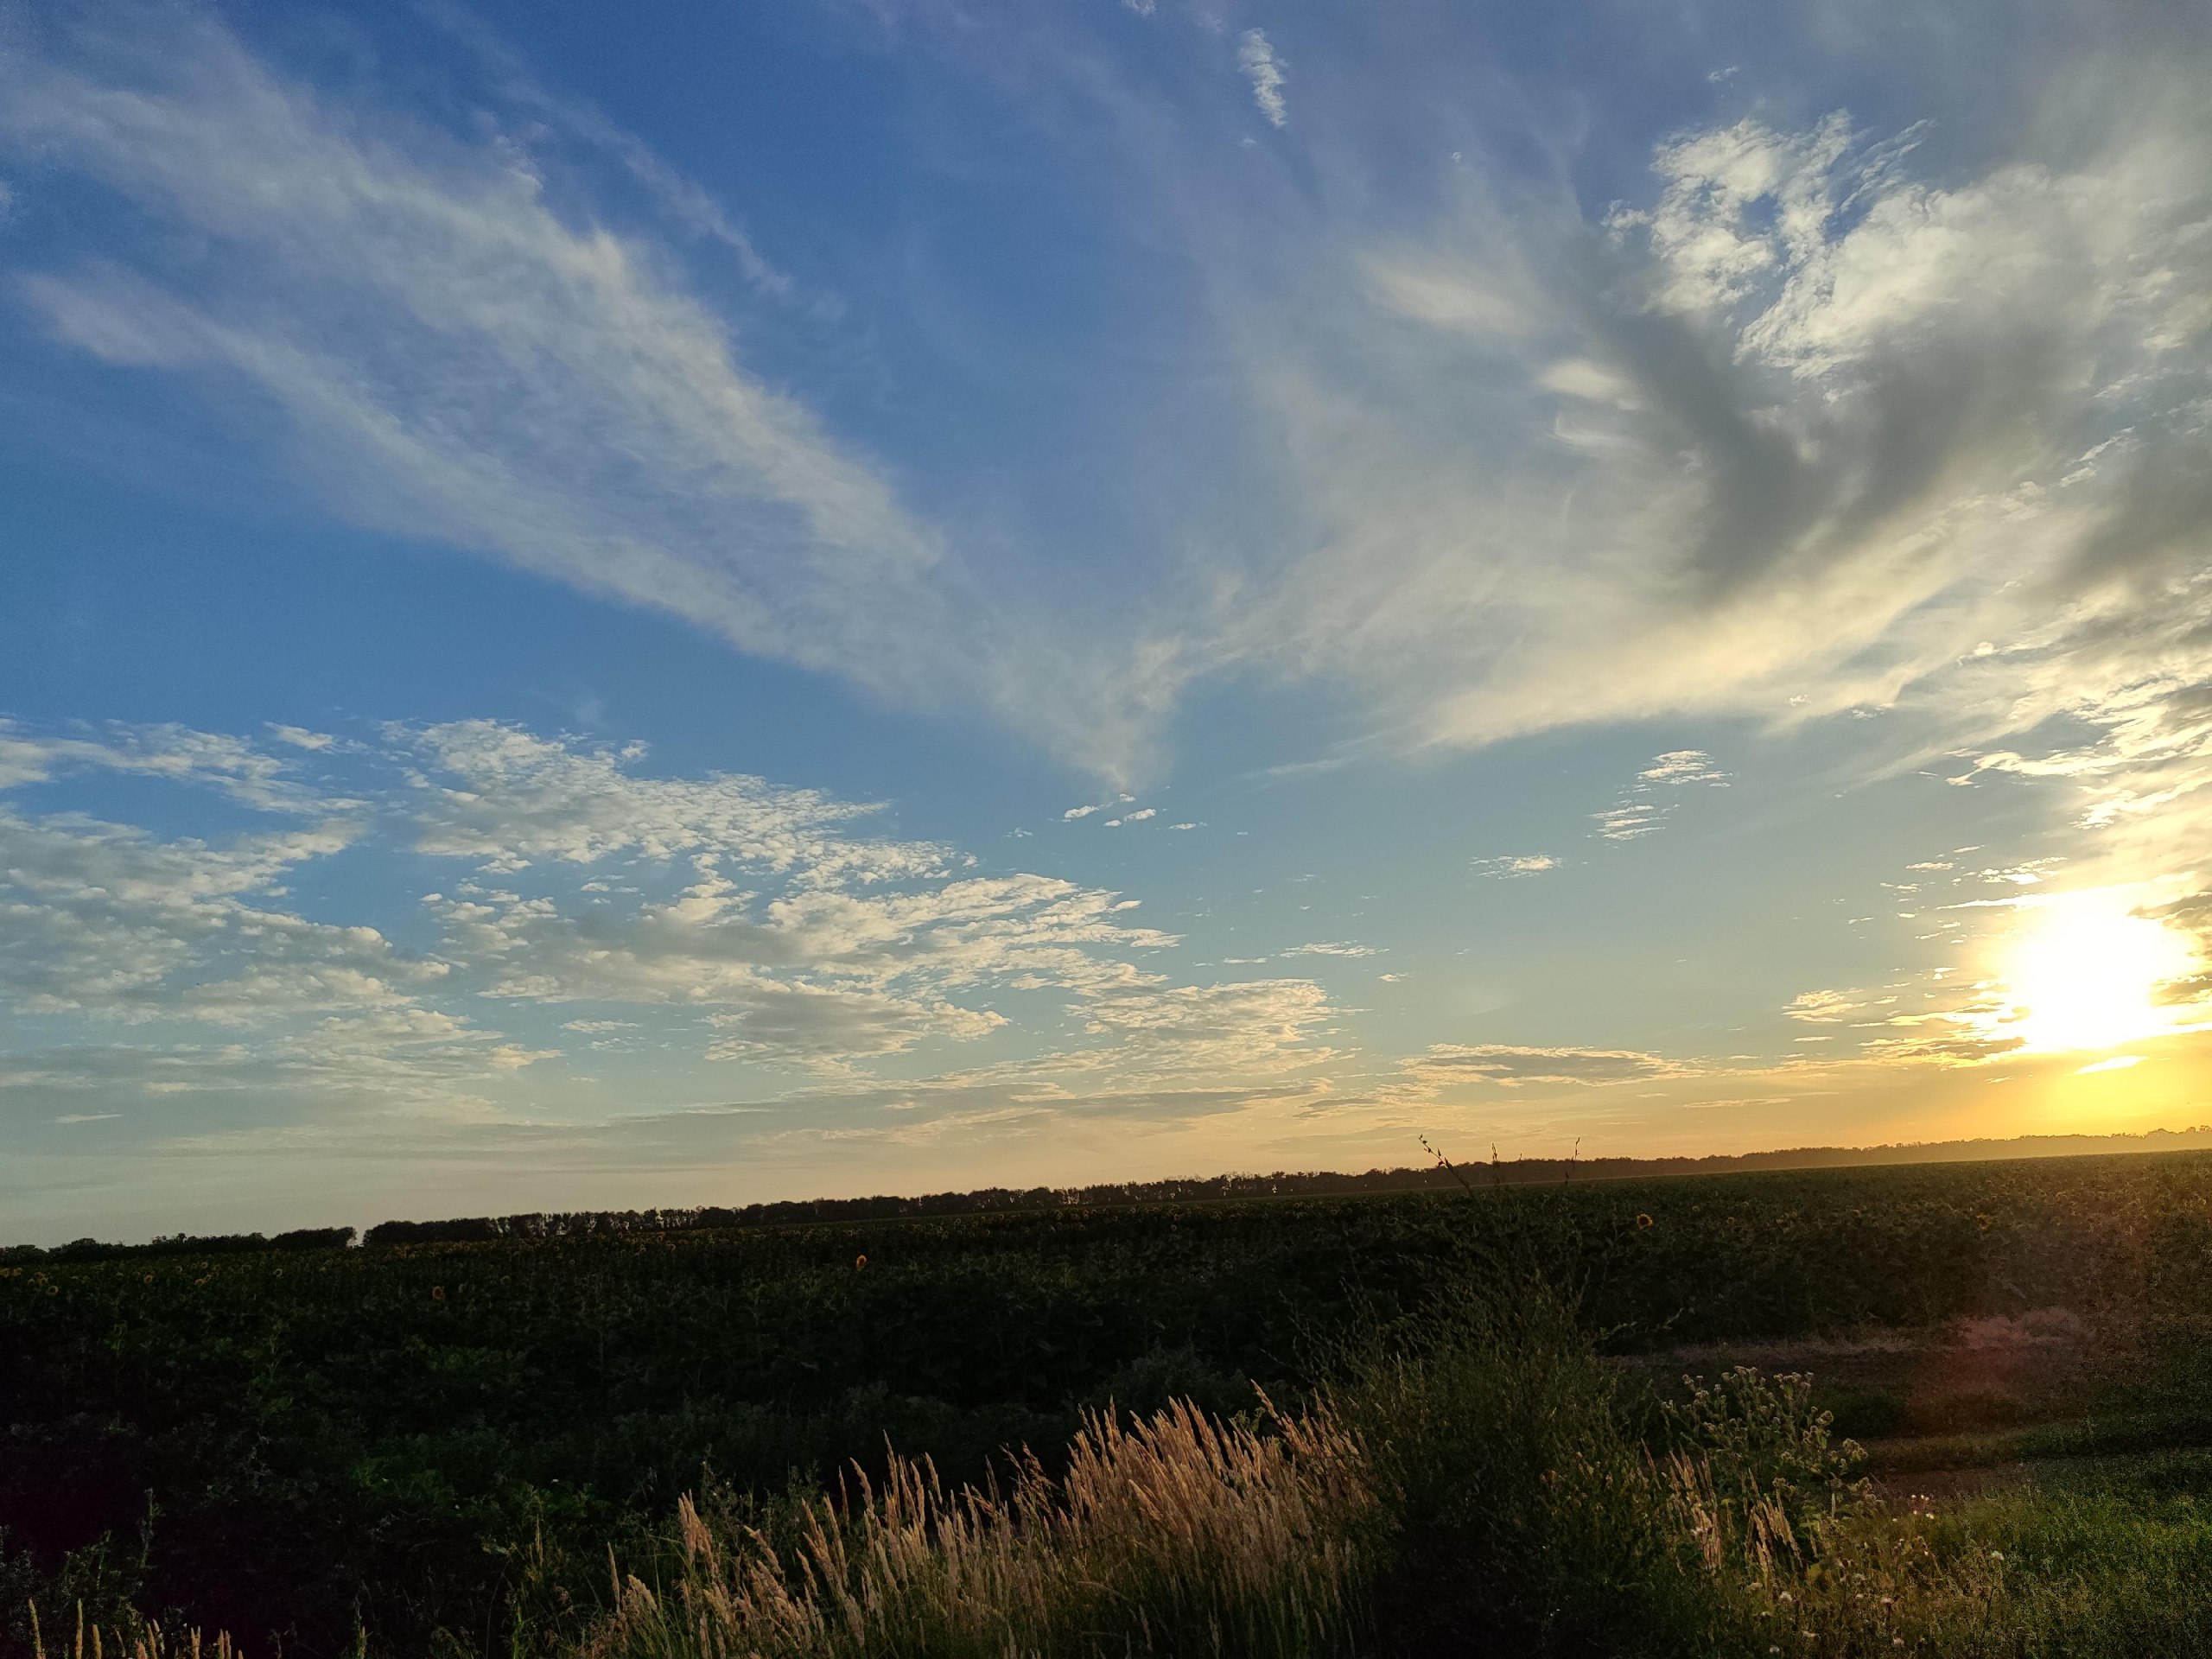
(573, 1396), (1376, 1659)
(27, 1607), (237, 1659)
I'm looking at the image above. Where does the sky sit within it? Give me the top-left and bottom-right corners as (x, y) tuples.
(3, 0), (2212, 1243)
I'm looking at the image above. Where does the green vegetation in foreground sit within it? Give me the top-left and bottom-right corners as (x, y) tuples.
(10, 1151), (2212, 1656)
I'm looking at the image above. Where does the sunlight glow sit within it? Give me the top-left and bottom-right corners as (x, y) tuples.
(1996, 889), (2197, 1054)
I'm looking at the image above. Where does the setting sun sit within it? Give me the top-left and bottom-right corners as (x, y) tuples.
(1996, 888), (2200, 1054)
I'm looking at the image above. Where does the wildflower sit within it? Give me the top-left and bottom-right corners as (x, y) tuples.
(855, 1254), (868, 1271)
(431, 1286), (445, 1302)
(1988, 1550), (2004, 1562)
(1636, 1213), (1655, 1229)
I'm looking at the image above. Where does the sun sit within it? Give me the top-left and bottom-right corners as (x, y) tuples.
(1996, 888), (2198, 1055)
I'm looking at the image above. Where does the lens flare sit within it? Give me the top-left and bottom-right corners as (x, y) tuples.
(1996, 889), (2197, 1054)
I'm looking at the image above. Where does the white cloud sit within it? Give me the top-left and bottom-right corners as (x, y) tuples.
(0, 718), (349, 811)
(1785, 989), (1860, 1024)
(402, 721), (917, 878)
(1237, 29), (1287, 128)
(0, 809), (408, 1023)
(1077, 976), (1335, 1077)
(1282, 941), (1377, 957)
(423, 3), (797, 302)
(1471, 854), (1559, 877)
(0, 15), (1154, 780)
(0, 716), (1351, 1122)
(1594, 751), (1729, 841)
(1618, 113), (1860, 316)
(1399, 1043), (1689, 1089)
(1639, 750), (1725, 785)
(1196, 73), (2212, 801)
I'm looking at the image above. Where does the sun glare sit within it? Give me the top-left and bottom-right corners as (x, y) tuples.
(1997, 888), (2198, 1055)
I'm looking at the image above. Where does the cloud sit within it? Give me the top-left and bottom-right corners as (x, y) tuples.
(401, 721), (912, 877)
(11, 10), (2206, 812)
(1638, 751), (1726, 785)
(265, 724), (336, 752)
(1472, 854), (1559, 877)
(1593, 750), (1728, 841)
(0, 718), (350, 811)
(2078, 1054), (2144, 1075)
(0, 809), (408, 1025)
(1236, 29), (1287, 128)
(1858, 1027), (2024, 1067)
(1785, 989), (1860, 1024)
(0, 791), (540, 1116)
(420, 1), (798, 302)
(0, 11), (1154, 779)
(1282, 941), (1377, 957)
(0, 715), (1361, 1132)
(391, 719), (1340, 1078)
(1075, 976), (1335, 1077)
(400, 719), (1198, 1069)
(1192, 64), (2212, 799)
(1397, 1044), (1689, 1089)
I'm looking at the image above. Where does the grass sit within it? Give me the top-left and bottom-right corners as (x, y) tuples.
(26, 1610), (238, 1659)
(16, 1152), (2212, 1656)
(578, 1398), (1374, 1659)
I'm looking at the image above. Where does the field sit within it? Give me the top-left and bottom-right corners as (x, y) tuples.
(8, 1151), (2212, 1657)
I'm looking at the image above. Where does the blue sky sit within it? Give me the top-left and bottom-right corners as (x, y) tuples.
(4, 0), (2211, 1241)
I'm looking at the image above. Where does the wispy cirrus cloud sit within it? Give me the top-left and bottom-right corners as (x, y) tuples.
(1399, 1044), (1691, 1090)
(1236, 29), (1287, 128)
(10, 5), (2209, 813)
(0, 10), (1160, 780)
